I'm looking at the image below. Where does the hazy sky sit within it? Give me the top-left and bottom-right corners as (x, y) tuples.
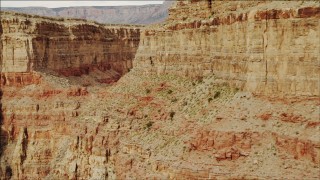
(1, 1), (164, 8)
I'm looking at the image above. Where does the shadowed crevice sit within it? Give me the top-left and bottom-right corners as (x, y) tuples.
(0, 17), (6, 158)
(0, 89), (6, 157)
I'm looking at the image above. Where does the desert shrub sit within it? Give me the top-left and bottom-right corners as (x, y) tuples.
(214, 91), (220, 99)
(195, 76), (203, 83)
(25, 19), (31, 26)
(145, 121), (153, 129)
(222, 82), (229, 86)
(146, 89), (151, 94)
(169, 111), (175, 120)
(208, 97), (213, 102)
(167, 89), (173, 94)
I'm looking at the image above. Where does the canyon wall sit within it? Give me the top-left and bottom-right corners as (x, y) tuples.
(0, 2), (319, 179)
(0, 12), (141, 179)
(133, 0), (320, 96)
(0, 11), (141, 86)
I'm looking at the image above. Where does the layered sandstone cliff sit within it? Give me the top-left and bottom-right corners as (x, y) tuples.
(134, 0), (320, 96)
(0, 1), (319, 180)
(0, 11), (141, 86)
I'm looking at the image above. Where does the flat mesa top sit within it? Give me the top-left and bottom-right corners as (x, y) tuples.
(0, 11), (145, 28)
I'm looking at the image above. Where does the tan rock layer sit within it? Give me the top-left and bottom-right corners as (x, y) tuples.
(133, 1), (320, 96)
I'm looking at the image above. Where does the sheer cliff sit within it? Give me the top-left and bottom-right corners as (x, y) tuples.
(134, 0), (320, 96)
(0, 11), (140, 86)
(0, 1), (319, 180)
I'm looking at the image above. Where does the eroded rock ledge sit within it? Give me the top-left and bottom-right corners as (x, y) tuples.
(0, 11), (141, 86)
(133, 0), (319, 96)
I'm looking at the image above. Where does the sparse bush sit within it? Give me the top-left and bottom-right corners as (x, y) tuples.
(182, 101), (188, 106)
(169, 111), (175, 120)
(167, 89), (173, 94)
(145, 121), (153, 129)
(214, 91), (221, 99)
(222, 82), (229, 86)
(208, 97), (213, 102)
(25, 19), (31, 26)
(240, 117), (246, 121)
(171, 98), (178, 103)
(196, 77), (203, 83)
(146, 89), (151, 94)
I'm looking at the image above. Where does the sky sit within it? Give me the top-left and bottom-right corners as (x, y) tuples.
(1, 1), (164, 8)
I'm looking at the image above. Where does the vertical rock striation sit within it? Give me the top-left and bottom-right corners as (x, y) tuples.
(133, 1), (320, 96)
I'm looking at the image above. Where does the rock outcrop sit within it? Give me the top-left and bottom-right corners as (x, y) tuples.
(134, 0), (320, 96)
(2, 71), (319, 179)
(0, 11), (140, 86)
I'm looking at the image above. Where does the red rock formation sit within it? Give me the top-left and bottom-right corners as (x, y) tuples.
(188, 130), (260, 161)
(273, 133), (320, 164)
(0, 72), (41, 86)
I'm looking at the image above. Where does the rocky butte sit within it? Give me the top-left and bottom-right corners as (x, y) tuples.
(0, 1), (319, 179)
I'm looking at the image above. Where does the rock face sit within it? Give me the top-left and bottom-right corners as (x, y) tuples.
(1, 72), (319, 179)
(0, 1), (319, 180)
(134, 0), (320, 96)
(2, 0), (174, 25)
(0, 11), (140, 86)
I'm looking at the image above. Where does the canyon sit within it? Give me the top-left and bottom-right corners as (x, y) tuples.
(0, 1), (319, 179)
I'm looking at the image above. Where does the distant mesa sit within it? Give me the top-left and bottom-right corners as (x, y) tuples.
(1, 1), (175, 25)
